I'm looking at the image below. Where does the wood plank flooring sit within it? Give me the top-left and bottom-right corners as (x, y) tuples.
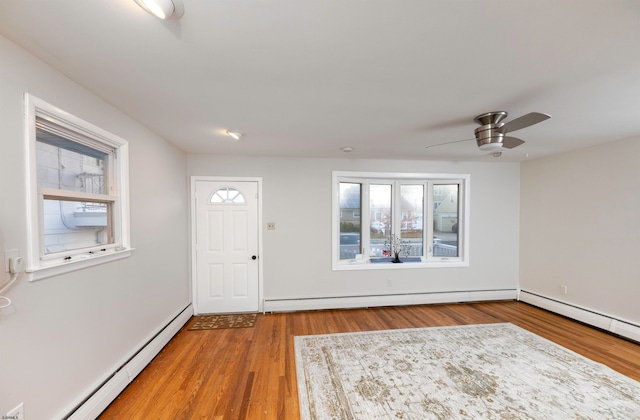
(98, 301), (640, 419)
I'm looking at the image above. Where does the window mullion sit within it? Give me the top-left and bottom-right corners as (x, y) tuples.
(361, 181), (371, 258)
(426, 182), (434, 258)
(421, 182), (428, 259)
(391, 181), (400, 237)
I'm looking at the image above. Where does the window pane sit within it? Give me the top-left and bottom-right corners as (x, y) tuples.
(211, 187), (245, 204)
(369, 184), (391, 258)
(400, 185), (424, 257)
(339, 183), (361, 259)
(42, 199), (113, 255)
(36, 131), (107, 194)
(433, 184), (458, 257)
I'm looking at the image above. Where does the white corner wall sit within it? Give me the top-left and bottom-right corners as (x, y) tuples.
(0, 35), (190, 418)
(520, 136), (640, 326)
(188, 155), (521, 304)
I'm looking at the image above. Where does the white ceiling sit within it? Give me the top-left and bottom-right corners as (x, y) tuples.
(1, 0), (640, 162)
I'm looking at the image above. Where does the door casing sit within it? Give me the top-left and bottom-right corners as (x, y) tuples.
(190, 176), (263, 314)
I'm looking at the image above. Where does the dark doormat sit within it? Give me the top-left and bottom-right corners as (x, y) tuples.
(188, 313), (259, 330)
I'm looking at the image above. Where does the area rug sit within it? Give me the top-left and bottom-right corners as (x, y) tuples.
(188, 313), (258, 330)
(294, 323), (640, 419)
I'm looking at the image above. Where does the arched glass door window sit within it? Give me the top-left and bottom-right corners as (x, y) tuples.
(210, 187), (246, 204)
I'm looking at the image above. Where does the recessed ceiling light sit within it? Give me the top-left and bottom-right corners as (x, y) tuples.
(342, 147), (353, 153)
(134, 0), (184, 20)
(226, 130), (244, 140)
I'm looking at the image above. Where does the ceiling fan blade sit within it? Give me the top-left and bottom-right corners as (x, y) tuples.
(502, 136), (525, 149)
(501, 112), (551, 134)
(425, 138), (475, 150)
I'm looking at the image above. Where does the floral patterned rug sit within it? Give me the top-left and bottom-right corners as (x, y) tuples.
(294, 323), (640, 419)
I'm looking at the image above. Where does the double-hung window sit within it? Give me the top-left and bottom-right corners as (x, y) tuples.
(24, 94), (131, 280)
(333, 171), (469, 270)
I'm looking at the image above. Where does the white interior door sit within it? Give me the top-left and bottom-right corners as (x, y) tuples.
(194, 180), (259, 314)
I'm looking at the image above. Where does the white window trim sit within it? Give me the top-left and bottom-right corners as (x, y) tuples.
(24, 94), (132, 281)
(332, 171), (470, 271)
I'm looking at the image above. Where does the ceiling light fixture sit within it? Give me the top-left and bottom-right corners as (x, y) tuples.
(134, 0), (184, 19)
(477, 142), (503, 152)
(226, 130), (244, 140)
(342, 147), (353, 153)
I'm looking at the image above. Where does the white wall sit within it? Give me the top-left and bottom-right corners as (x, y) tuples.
(0, 36), (190, 418)
(520, 136), (640, 325)
(188, 156), (521, 301)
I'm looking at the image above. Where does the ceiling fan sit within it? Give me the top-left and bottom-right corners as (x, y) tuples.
(426, 111), (551, 155)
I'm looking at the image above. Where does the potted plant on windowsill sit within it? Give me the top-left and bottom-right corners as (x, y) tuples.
(384, 234), (409, 263)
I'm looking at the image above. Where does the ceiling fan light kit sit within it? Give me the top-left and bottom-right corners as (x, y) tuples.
(478, 141), (504, 152)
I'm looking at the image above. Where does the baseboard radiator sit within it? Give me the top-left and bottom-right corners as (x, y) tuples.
(263, 289), (517, 313)
(63, 304), (194, 420)
(519, 290), (640, 343)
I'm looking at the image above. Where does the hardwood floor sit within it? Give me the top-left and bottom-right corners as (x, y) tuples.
(99, 301), (640, 419)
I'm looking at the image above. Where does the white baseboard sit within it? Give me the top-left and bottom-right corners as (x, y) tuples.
(264, 289), (517, 312)
(519, 290), (640, 343)
(65, 304), (193, 420)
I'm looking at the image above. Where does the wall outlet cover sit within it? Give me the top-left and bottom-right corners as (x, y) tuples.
(4, 249), (19, 273)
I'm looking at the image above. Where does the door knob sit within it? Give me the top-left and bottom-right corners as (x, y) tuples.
(252, 255), (257, 260)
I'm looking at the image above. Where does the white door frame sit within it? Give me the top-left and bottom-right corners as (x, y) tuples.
(190, 176), (264, 314)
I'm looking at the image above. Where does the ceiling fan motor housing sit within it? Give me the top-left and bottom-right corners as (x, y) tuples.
(474, 123), (505, 151)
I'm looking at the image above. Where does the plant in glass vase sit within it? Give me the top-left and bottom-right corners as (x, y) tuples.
(384, 234), (409, 263)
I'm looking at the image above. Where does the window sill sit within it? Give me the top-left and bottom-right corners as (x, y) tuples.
(370, 257), (423, 264)
(26, 248), (134, 282)
(333, 257), (468, 271)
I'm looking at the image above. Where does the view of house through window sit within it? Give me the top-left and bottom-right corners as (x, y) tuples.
(432, 184), (459, 257)
(36, 126), (114, 254)
(369, 184), (391, 258)
(334, 172), (467, 268)
(339, 183), (361, 259)
(25, 94), (130, 279)
(400, 184), (424, 258)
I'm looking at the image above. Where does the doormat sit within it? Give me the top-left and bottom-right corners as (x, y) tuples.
(188, 313), (258, 330)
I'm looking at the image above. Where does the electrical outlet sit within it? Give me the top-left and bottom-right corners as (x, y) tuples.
(4, 249), (19, 273)
(6, 402), (24, 420)
(267, 222), (276, 230)
(387, 278), (392, 287)
(9, 257), (23, 274)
